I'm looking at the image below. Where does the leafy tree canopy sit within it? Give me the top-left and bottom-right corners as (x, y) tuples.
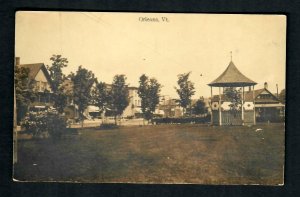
(175, 72), (195, 114)
(47, 55), (68, 92)
(70, 66), (96, 121)
(15, 66), (36, 122)
(224, 87), (242, 115)
(46, 55), (69, 114)
(92, 80), (110, 113)
(138, 74), (162, 121)
(110, 75), (129, 119)
(192, 99), (207, 115)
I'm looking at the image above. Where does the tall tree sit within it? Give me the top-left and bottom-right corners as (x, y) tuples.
(92, 80), (110, 122)
(224, 87), (242, 117)
(138, 74), (161, 123)
(175, 72), (195, 115)
(138, 74), (149, 122)
(47, 55), (69, 114)
(110, 75), (129, 125)
(52, 86), (68, 114)
(71, 66), (95, 127)
(47, 55), (68, 92)
(15, 66), (36, 123)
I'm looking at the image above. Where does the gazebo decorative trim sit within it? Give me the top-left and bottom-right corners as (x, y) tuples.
(208, 60), (257, 126)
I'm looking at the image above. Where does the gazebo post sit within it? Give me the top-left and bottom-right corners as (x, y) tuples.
(210, 86), (213, 125)
(219, 87), (222, 126)
(253, 85), (256, 125)
(242, 86), (245, 125)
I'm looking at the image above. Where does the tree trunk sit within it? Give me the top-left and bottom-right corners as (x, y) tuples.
(101, 109), (105, 124)
(114, 114), (117, 125)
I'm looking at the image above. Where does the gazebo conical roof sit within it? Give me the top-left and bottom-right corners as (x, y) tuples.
(208, 61), (257, 87)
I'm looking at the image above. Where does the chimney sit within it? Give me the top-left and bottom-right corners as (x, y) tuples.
(15, 57), (20, 66)
(264, 82), (268, 89)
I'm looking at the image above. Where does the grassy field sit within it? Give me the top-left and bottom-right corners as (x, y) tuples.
(13, 123), (285, 185)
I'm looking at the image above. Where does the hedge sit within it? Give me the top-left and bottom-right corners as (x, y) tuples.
(153, 115), (211, 124)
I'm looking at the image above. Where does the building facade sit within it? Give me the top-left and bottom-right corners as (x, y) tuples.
(210, 85), (285, 124)
(16, 57), (54, 111)
(122, 87), (142, 118)
(158, 96), (182, 118)
(245, 83), (285, 122)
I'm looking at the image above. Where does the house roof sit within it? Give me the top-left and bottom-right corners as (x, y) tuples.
(211, 88), (280, 103)
(244, 89), (265, 101)
(19, 63), (45, 80)
(19, 63), (53, 89)
(208, 61), (257, 87)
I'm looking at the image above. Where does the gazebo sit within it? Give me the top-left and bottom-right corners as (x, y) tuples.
(208, 59), (257, 126)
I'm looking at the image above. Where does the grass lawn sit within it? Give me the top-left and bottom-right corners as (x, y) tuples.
(13, 124), (285, 185)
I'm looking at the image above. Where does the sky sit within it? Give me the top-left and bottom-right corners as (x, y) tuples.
(15, 12), (286, 98)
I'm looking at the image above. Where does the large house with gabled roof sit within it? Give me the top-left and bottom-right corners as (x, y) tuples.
(16, 57), (54, 111)
(244, 83), (285, 122)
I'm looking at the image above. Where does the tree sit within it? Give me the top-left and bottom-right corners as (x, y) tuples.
(138, 74), (162, 123)
(15, 66), (36, 123)
(70, 66), (95, 127)
(47, 55), (69, 114)
(279, 89), (285, 104)
(224, 87), (242, 117)
(92, 80), (110, 122)
(47, 55), (68, 92)
(110, 75), (129, 125)
(192, 99), (207, 116)
(175, 72), (195, 115)
(138, 74), (149, 121)
(52, 90), (68, 114)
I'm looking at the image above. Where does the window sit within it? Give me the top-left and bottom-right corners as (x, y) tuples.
(44, 82), (48, 90)
(35, 81), (41, 92)
(40, 82), (47, 91)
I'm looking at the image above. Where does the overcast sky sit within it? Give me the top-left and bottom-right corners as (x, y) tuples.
(15, 12), (286, 98)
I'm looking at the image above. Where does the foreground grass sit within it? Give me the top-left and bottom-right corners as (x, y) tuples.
(14, 124), (284, 184)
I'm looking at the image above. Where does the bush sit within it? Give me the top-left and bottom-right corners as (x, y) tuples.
(21, 112), (48, 138)
(21, 111), (67, 139)
(47, 113), (67, 139)
(153, 115), (211, 125)
(99, 123), (119, 130)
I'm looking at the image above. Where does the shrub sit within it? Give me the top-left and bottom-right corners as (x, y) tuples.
(47, 113), (67, 139)
(99, 123), (119, 130)
(153, 115), (211, 125)
(21, 111), (67, 139)
(21, 112), (48, 138)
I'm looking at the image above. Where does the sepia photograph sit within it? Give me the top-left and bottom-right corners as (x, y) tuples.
(13, 11), (286, 185)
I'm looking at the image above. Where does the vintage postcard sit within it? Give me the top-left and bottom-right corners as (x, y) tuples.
(13, 11), (286, 185)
